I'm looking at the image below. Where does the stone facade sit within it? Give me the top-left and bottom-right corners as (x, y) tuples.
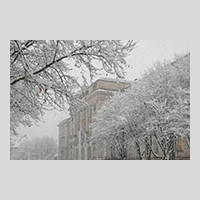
(58, 78), (131, 160)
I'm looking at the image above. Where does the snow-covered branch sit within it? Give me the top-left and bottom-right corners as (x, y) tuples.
(10, 40), (137, 134)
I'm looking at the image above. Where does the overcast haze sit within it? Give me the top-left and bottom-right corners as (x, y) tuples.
(16, 40), (190, 141)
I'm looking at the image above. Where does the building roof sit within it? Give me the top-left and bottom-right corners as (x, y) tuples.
(95, 77), (133, 84)
(58, 117), (71, 127)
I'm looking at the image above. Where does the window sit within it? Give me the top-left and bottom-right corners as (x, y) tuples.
(85, 90), (89, 96)
(93, 104), (96, 114)
(87, 146), (91, 160)
(77, 114), (80, 131)
(82, 90), (89, 97)
(81, 147), (84, 160)
(81, 133), (84, 144)
(93, 82), (97, 91)
(178, 137), (183, 151)
(75, 147), (78, 160)
(92, 143), (96, 159)
(84, 110), (86, 119)
(89, 129), (92, 136)
(82, 118), (86, 133)
(90, 106), (92, 117)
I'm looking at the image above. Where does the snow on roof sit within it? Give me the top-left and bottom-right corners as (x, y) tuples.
(58, 118), (70, 126)
(97, 77), (133, 84)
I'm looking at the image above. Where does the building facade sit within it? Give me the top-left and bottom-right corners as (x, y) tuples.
(58, 78), (131, 160)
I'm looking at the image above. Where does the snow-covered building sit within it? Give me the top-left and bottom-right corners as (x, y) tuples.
(58, 78), (131, 160)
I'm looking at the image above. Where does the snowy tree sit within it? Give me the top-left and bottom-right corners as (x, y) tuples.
(12, 136), (58, 160)
(91, 93), (131, 160)
(139, 53), (190, 159)
(91, 53), (190, 160)
(10, 40), (137, 135)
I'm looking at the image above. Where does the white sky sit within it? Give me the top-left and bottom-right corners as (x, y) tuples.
(16, 40), (190, 141)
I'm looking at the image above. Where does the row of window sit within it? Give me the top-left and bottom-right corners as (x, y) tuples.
(74, 104), (97, 133)
(65, 145), (95, 160)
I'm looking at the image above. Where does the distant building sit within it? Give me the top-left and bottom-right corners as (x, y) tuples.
(58, 78), (131, 160)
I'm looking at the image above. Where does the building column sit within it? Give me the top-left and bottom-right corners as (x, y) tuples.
(104, 140), (107, 159)
(78, 130), (81, 160)
(84, 133), (87, 160)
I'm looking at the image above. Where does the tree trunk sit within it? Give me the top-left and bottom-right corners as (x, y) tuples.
(135, 140), (142, 160)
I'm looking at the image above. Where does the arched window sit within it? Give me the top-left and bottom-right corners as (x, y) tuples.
(75, 147), (78, 160)
(81, 146), (84, 160)
(87, 145), (91, 160)
(93, 104), (96, 114)
(92, 143), (96, 159)
(178, 137), (183, 151)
